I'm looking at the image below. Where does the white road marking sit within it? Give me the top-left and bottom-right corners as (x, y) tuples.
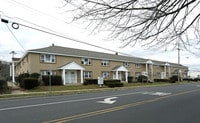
(142, 92), (171, 96)
(97, 97), (118, 104)
(0, 91), (172, 111)
(0, 92), (141, 111)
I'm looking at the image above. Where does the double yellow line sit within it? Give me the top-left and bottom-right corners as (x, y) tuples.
(45, 88), (200, 123)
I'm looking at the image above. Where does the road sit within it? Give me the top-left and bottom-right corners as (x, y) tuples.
(0, 83), (200, 123)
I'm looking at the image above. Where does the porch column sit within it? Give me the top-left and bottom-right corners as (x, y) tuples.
(168, 66), (171, 78)
(164, 65), (167, 78)
(146, 63), (148, 73)
(150, 64), (153, 80)
(62, 69), (65, 85)
(80, 70), (83, 84)
(116, 71), (119, 80)
(125, 71), (128, 82)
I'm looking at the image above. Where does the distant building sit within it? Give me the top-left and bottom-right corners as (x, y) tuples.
(15, 45), (188, 85)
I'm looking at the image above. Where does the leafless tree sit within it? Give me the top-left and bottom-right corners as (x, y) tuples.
(62, 0), (200, 50)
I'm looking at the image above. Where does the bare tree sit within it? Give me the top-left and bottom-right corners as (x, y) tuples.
(63, 0), (200, 50)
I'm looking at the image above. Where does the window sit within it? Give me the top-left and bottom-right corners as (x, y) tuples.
(102, 71), (110, 78)
(135, 72), (141, 77)
(101, 60), (109, 66)
(135, 64), (140, 68)
(123, 62), (129, 68)
(84, 71), (92, 78)
(40, 54), (56, 63)
(41, 70), (56, 76)
(81, 58), (91, 65)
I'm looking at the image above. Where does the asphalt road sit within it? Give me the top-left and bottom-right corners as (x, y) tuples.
(0, 83), (200, 123)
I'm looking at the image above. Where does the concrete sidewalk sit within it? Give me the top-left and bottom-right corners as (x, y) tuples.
(7, 82), (28, 94)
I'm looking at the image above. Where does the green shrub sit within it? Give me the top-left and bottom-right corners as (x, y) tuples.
(104, 80), (121, 83)
(170, 75), (179, 83)
(42, 75), (63, 85)
(194, 78), (200, 82)
(137, 75), (148, 82)
(128, 76), (134, 83)
(30, 73), (40, 79)
(104, 80), (123, 88)
(154, 79), (169, 82)
(22, 78), (39, 89)
(83, 79), (98, 85)
(16, 73), (30, 88)
(0, 78), (9, 94)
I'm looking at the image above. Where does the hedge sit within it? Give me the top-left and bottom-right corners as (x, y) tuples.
(30, 73), (40, 79)
(16, 73), (30, 87)
(0, 78), (9, 94)
(42, 75), (63, 85)
(22, 78), (40, 89)
(183, 78), (200, 82)
(137, 75), (148, 82)
(83, 79), (123, 87)
(104, 80), (123, 88)
(154, 79), (169, 82)
(170, 75), (179, 83)
(128, 76), (134, 83)
(16, 73), (41, 88)
(83, 79), (98, 85)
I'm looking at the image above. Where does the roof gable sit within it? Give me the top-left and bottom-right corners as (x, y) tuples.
(112, 65), (128, 72)
(58, 62), (85, 70)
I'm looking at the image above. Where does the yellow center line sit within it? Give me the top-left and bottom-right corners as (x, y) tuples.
(44, 88), (200, 123)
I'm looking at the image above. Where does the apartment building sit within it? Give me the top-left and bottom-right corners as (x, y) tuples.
(15, 45), (188, 85)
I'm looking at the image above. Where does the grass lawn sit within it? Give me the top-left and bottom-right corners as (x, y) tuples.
(28, 82), (173, 93)
(0, 82), (184, 99)
(28, 84), (105, 92)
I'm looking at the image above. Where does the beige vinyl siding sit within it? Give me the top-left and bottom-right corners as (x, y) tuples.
(15, 46), (188, 81)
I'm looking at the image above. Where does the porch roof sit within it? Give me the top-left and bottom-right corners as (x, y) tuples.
(112, 65), (128, 72)
(58, 62), (85, 70)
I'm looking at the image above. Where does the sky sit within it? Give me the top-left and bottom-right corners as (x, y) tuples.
(0, 0), (200, 76)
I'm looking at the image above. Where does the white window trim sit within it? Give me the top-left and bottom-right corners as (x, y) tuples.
(123, 62), (129, 68)
(40, 54), (56, 63)
(84, 71), (92, 78)
(102, 71), (110, 78)
(81, 58), (91, 65)
(101, 60), (109, 66)
(41, 70), (56, 76)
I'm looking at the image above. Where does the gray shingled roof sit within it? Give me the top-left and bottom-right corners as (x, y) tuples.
(29, 45), (148, 63)
(28, 45), (187, 68)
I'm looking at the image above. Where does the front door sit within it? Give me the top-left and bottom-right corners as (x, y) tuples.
(65, 71), (77, 84)
(113, 72), (121, 80)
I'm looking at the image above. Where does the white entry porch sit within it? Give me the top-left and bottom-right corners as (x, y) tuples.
(112, 65), (128, 82)
(58, 62), (85, 85)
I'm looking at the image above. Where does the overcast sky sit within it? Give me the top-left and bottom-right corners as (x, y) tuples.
(0, 0), (200, 75)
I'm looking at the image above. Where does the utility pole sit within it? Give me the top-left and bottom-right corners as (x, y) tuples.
(10, 51), (16, 85)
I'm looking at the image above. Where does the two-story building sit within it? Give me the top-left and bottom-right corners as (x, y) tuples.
(15, 44), (188, 85)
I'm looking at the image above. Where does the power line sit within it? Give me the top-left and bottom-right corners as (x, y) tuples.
(1, 14), (131, 56)
(5, 24), (26, 52)
(7, 0), (69, 24)
(1, 0), (131, 56)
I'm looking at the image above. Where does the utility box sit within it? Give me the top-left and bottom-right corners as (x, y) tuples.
(98, 77), (104, 87)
